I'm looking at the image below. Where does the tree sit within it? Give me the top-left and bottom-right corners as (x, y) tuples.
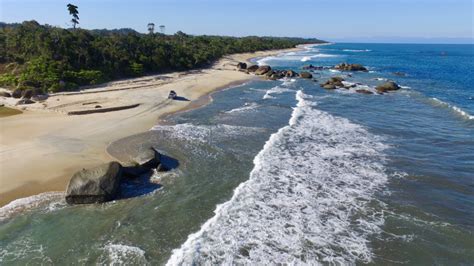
(67, 4), (79, 29)
(147, 23), (155, 34)
(159, 25), (165, 34)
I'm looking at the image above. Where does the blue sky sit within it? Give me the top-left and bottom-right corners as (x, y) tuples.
(1, 0), (473, 43)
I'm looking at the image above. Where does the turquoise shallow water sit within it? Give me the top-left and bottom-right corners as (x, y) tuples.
(1, 43), (473, 265)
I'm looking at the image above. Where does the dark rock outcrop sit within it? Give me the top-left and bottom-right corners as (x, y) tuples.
(247, 65), (259, 72)
(322, 84), (337, 90)
(320, 76), (345, 89)
(65, 162), (123, 204)
(255, 65), (271, 75)
(334, 63), (368, 72)
(375, 81), (400, 93)
(302, 64), (325, 71)
(285, 70), (298, 77)
(12, 89), (22, 99)
(236, 62), (247, 70)
(356, 89), (374, 94)
(299, 72), (313, 79)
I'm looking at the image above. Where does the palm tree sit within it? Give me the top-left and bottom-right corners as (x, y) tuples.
(147, 23), (155, 34)
(67, 4), (79, 29)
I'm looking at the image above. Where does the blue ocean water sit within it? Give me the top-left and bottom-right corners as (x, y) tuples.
(1, 43), (473, 265)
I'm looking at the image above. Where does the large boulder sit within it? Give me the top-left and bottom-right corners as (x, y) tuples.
(12, 89), (22, 99)
(65, 162), (123, 204)
(255, 65), (271, 75)
(236, 62), (247, 70)
(299, 72), (313, 79)
(375, 81), (400, 93)
(247, 65), (259, 72)
(135, 147), (161, 169)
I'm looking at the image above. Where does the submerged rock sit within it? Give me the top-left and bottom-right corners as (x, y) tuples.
(356, 89), (374, 94)
(375, 81), (400, 93)
(255, 65), (271, 75)
(299, 72), (313, 79)
(65, 162), (123, 204)
(322, 84), (337, 90)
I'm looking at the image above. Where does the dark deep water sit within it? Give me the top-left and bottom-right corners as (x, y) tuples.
(1, 43), (473, 265)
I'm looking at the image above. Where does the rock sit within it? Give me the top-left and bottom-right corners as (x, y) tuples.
(393, 72), (406, 77)
(302, 64), (325, 71)
(21, 89), (33, 99)
(135, 147), (161, 169)
(348, 64), (367, 71)
(356, 89), (374, 94)
(255, 65), (271, 75)
(236, 62), (247, 70)
(334, 62), (368, 72)
(15, 99), (35, 105)
(330, 76), (344, 82)
(95, 105), (102, 108)
(0, 91), (11, 97)
(32, 94), (49, 101)
(168, 90), (177, 99)
(285, 70), (298, 77)
(375, 81), (400, 93)
(299, 72), (313, 79)
(247, 65), (259, 72)
(12, 89), (22, 98)
(65, 162), (123, 204)
(322, 84), (337, 90)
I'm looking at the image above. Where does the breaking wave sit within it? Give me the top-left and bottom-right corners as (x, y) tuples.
(430, 98), (474, 120)
(167, 90), (389, 265)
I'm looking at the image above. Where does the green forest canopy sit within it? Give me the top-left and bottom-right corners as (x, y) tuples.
(0, 21), (325, 93)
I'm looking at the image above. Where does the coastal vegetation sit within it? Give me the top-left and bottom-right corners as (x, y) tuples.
(0, 21), (324, 93)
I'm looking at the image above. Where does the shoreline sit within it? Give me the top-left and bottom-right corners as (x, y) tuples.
(0, 45), (307, 207)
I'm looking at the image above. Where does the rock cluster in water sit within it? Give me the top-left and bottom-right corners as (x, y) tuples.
(65, 147), (165, 204)
(235, 62), (402, 95)
(237, 63), (315, 81)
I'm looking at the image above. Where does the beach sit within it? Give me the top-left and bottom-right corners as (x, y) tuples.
(0, 47), (299, 207)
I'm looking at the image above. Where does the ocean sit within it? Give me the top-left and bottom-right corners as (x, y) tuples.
(1, 43), (473, 265)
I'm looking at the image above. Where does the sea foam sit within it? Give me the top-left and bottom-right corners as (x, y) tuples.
(431, 98), (474, 120)
(167, 91), (389, 265)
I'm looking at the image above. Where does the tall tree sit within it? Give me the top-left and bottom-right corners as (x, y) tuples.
(147, 23), (155, 34)
(67, 4), (79, 29)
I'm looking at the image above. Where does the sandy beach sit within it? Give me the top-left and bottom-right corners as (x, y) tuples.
(0, 47), (299, 207)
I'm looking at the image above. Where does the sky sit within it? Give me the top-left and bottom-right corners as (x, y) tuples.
(1, 0), (473, 43)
